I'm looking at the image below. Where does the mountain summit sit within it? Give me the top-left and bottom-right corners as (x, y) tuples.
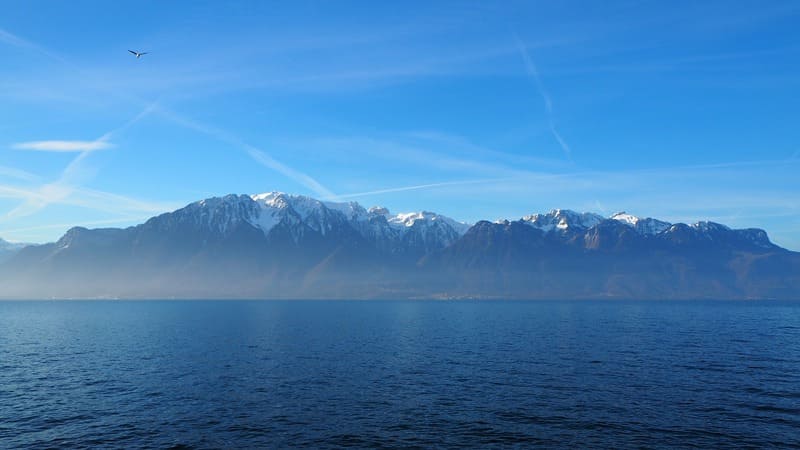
(0, 238), (28, 263)
(1, 192), (797, 299)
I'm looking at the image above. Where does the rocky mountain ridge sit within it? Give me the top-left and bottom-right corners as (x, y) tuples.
(1, 192), (796, 299)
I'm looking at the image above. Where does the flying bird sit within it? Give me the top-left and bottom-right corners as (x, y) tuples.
(128, 50), (148, 59)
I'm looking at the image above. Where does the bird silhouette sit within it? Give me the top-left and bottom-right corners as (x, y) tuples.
(128, 50), (148, 59)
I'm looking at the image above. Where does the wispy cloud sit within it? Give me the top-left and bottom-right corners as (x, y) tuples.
(2, 151), (92, 221)
(73, 187), (177, 215)
(0, 183), (175, 220)
(515, 36), (572, 159)
(1, 26), (335, 203)
(463, 159), (800, 219)
(404, 131), (574, 169)
(0, 28), (31, 47)
(244, 145), (337, 199)
(0, 27), (66, 63)
(0, 212), (171, 243)
(335, 178), (505, 200)
(11, 100), (160, 154)
(0, 165), (39, 182)
(0, 216), (151, 235)
(307, 136), (541, 179)
(152, 105), (336, 199)
(98, 100), (161, 141)
(2, 102), (159, 221)
(13, 139), (112, 152)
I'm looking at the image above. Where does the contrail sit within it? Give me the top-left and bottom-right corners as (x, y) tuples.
(0, 216), (153, 235)
(244, 145), (337, 199)
(0, 27), (67, 63)
(334, 178), (504, 200)
(98, 99), (161, 142)
(151, 105), (337, 199)
(549, 128), (572, 159)
(3, 103), (159, 221)
(0, 182), (175, 222)
(515, 36), (573, 159)
(0, 27), (336, 200)
(0, 166), (39, 182)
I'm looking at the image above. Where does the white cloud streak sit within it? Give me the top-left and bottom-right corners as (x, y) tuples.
(0, 27), (67, 63)
(0, 165), (39, 182)
(0, 183), (175, 218)
(2, 102), (159, 221)
(3, 151), (92, 221)
(13, 140), (112, 152)
(334, 178), (505, 199)
(244, 145), (337, 199)
(515, 36), (573, 159)
(0, 216), (151, 235)
(2, 27), (334, 200)
(0, 28), (32, 48)
(308, 136), (541, 179)
(98, 100), (160, 141)
(12, 100), (159, 153)
(152, 105), (336, 199)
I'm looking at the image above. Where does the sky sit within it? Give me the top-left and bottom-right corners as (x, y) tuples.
(1, 0), (799, 249)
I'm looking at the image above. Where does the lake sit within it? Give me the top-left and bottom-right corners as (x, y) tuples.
(1, 300), (799, 448)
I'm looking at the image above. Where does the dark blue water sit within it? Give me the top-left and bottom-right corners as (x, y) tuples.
(1, 300), (799, 449)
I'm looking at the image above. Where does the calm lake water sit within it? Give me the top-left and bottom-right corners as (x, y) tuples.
(1, 300), (799, 449)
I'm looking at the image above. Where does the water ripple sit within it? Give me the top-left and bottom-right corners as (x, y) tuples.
(1, 299), (799, 448)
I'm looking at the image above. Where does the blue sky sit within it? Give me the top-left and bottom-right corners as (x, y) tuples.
(1, 0), (799, 249)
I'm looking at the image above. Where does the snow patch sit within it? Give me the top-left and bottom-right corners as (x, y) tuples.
(247, 192), (470, 243)
(523, 209), (603, 232)
(611, 211), (671, 235)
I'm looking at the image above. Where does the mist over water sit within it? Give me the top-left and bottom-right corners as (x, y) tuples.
(2, 300), (799, 448)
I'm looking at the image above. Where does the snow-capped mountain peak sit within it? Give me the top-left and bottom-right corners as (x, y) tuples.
(230, 192), (469, 249)
(249, 192), (356, 238)
(252, 191), (322, 220)
(251, 191), (290, 209)
(610, 211), (640, 226)
(392, 211), (430, 227)
(142, 193), (779, 258)
(252, 191), (367, 221)
(610, 211), (672, 236)
(359, 204), (466, 234)
(368, 206), (390, 216)
(384, 211), (468, 234)
(522, 209), (603, 232)
(691, 221), (731, 232)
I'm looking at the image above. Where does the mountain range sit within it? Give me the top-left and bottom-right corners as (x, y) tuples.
(1, 191), (798, 299)
(0, 238), (28, 264)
